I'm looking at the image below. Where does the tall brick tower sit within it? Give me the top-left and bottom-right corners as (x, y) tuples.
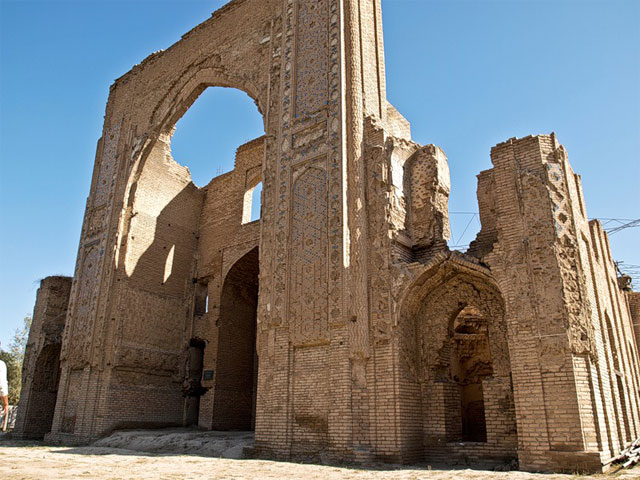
(35, 0), (396, 457)
(470, 134), (640, 470)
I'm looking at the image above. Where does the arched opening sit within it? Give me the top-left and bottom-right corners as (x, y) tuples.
(398, 259), (517, 464)
(124, 84), (265, 287)
(113, 83), (266, 435)
(417, 275), (515, 458)
(23, 344), (61, 437)
(170, 87), (264, 187)
(449, 306), (492, 442)
(212, 247), (259, 430)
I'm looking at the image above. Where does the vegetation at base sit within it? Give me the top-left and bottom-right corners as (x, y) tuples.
(1, 316), (32, 405)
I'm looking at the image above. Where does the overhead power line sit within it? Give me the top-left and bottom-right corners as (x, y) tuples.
(447, 213), (637, 252)
(606, 218), (640, 235)
(596, 218), (635, 224)
(590, 217), (639, 233)
(454, 213), (478, 246)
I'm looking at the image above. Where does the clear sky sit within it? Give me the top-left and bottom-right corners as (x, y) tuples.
(0, 0), (638, 348)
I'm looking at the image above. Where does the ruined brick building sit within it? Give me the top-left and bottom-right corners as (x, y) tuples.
(14, 0), (640, 473)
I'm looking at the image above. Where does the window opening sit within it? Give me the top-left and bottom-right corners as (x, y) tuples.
(242, 181), (263, 224)
(194, 282), (208, 316)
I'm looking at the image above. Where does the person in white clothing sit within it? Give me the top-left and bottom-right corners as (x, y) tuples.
(0, 342), (8, 432)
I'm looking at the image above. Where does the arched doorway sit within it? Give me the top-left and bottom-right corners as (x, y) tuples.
(23, 343), (61, 437)
(450, 306), (492, 442)
(399, 258), (518, 463)
(212, 247), (259, 430)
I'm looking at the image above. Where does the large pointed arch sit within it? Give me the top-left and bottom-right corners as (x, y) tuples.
(397, 252), (518, 464)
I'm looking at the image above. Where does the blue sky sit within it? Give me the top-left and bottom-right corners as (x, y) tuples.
(0, 0), (638, 348)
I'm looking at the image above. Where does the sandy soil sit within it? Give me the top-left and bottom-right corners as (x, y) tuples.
(0, 439), (638, 480)
(93, 429), (254, 459)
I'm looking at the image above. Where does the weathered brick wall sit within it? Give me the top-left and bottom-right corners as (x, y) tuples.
(469, 134), (640, 472)
(363, 118), (411, 463)
(385, 103), (411, 140)
(628, 293), (640, 354)
(581, 221), (640, 451)
(96, 131), (204, 434)
(550, 144), (640, 460)
(194, 138), (263, 430)
(467, 169), (497, 258)
(406, 145), (450, 253)
(14, 276), (71, 439)
(26, 0), (639, 473)
(47, 0), (279, 443)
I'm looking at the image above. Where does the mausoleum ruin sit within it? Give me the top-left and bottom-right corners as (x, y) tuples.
(15, 0), (640, 473)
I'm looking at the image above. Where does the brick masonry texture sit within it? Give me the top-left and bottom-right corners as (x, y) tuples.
(13, 276), (71, 439)
(14, 0), (640, 473)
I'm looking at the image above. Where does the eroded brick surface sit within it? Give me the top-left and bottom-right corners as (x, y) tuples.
(14, 276), (71, 439)
(15, 0), (639, 473)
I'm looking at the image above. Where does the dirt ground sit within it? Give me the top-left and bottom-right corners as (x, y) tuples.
(0, 440), (638, 480)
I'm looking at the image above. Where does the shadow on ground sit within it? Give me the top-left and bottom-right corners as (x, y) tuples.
(0, 428), (516, 473)
(3, 429), (638, 479)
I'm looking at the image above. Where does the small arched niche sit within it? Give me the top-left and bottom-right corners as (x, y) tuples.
(449, 305), (493, 442)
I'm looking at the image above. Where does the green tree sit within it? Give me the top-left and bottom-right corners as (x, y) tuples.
(1, 316), (32, 405)
(9, 316), (32, 366)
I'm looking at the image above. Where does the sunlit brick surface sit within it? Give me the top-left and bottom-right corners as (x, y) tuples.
(14, 0), (639, 473)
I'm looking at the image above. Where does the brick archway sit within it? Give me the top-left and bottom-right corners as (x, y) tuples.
(212, 247), (259, 430)
(22, 344), (61, 438)
(398, 256), (518, 464)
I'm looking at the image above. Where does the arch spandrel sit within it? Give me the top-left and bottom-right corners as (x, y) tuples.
(104, 0), (278, 142)
(221, 244), (261, 283)
(394, 253), (511, 383)
(397, 252), (503, 322)
(152, 69), (265, 138)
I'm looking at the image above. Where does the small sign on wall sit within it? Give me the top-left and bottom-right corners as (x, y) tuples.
(203, 370), (214, 381)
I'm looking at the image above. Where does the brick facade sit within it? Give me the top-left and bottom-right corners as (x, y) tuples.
(14, 0), (639, 473)
(14, 276), (71, 439)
